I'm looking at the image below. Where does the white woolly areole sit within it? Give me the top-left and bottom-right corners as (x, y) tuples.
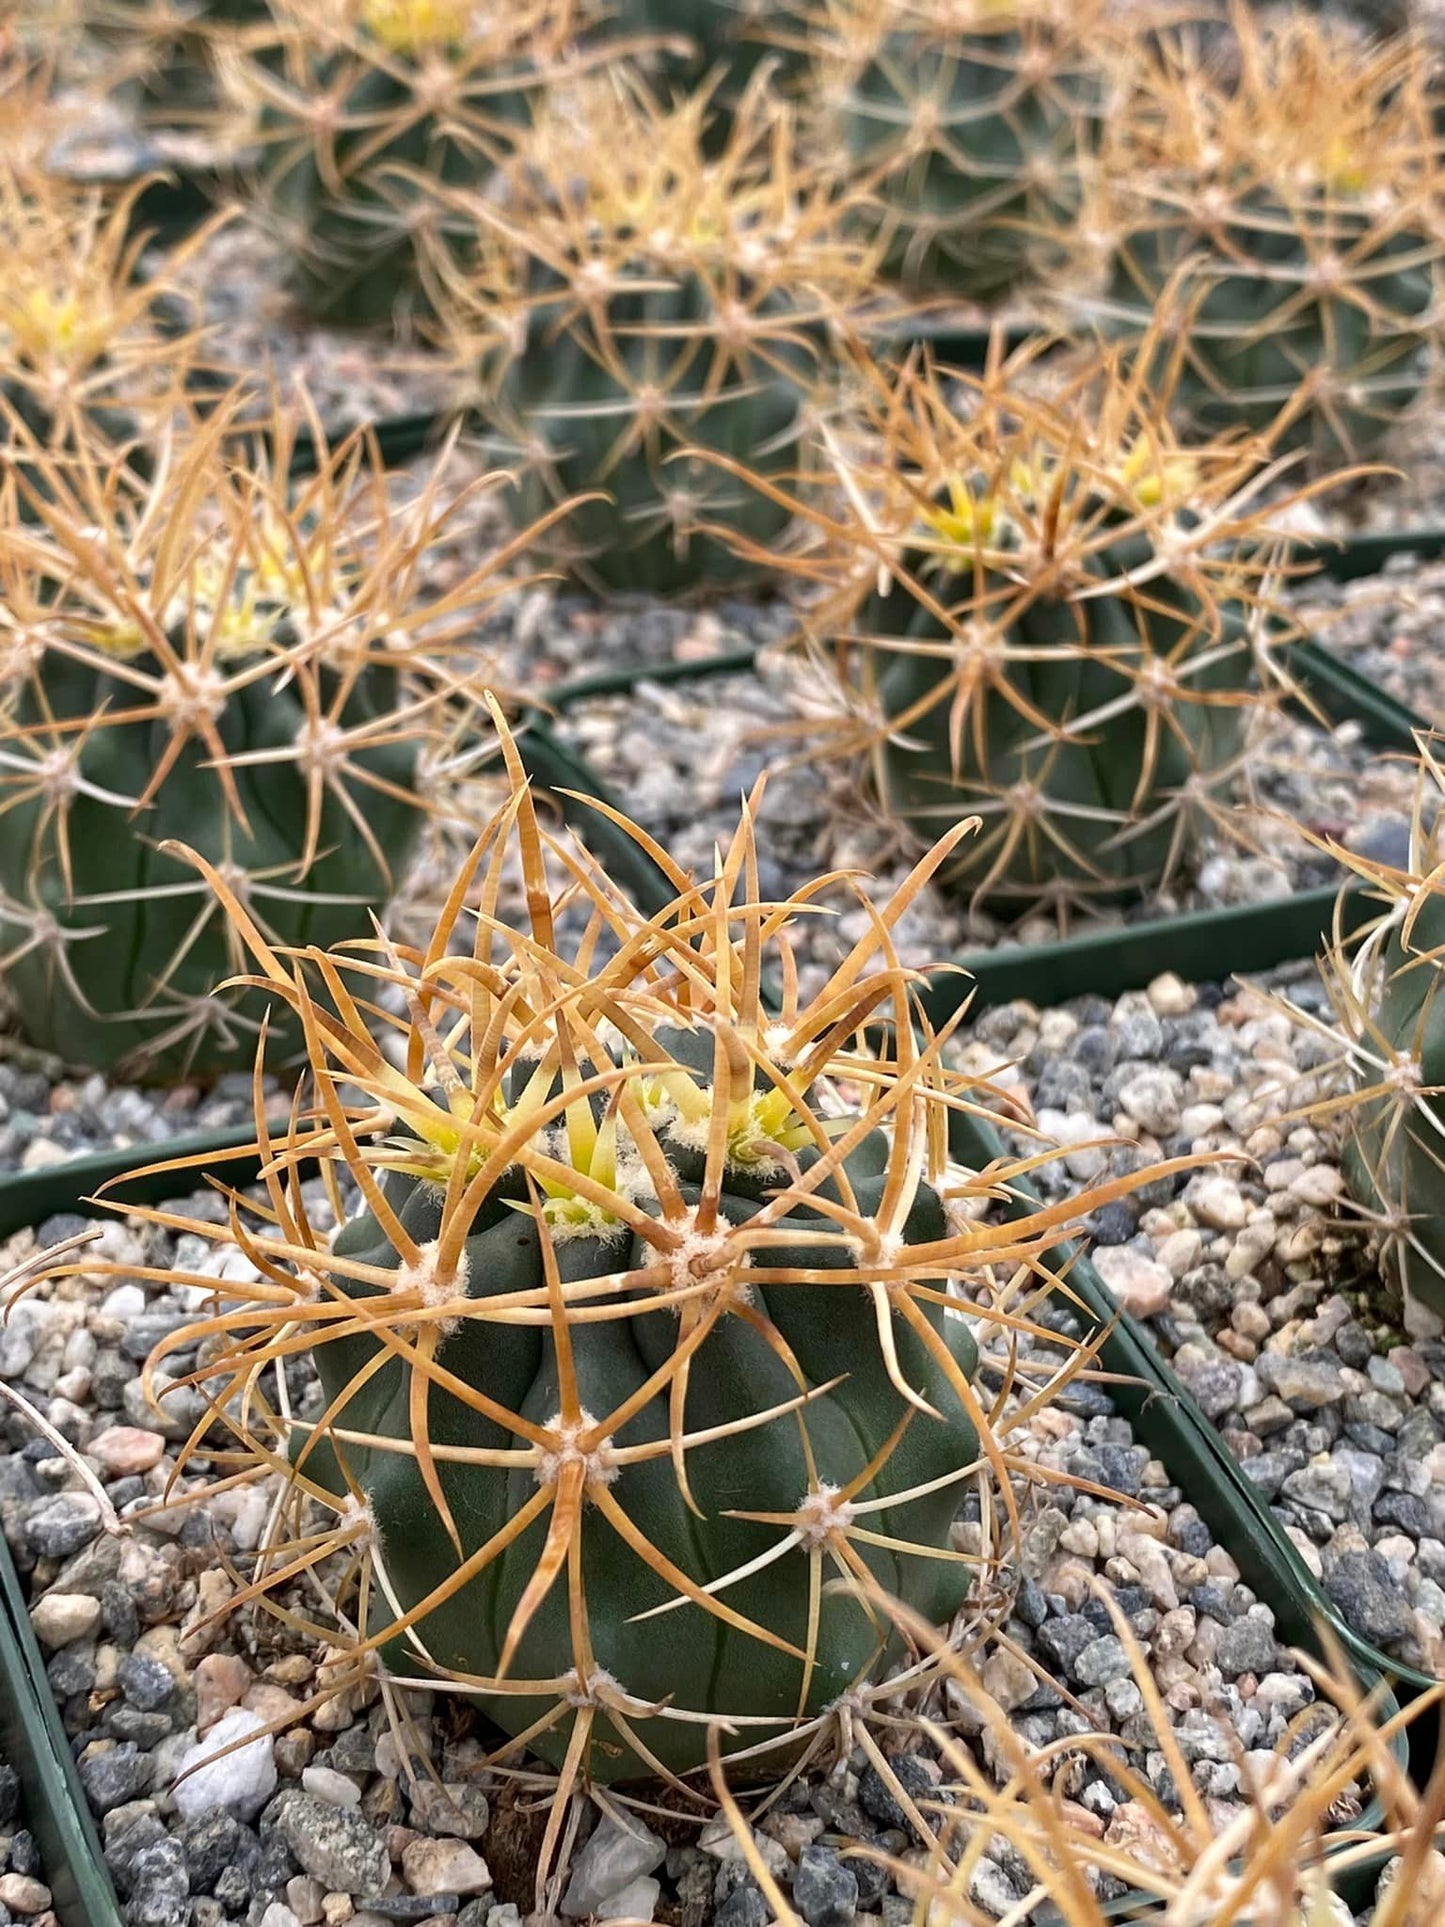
(534, 1411), (619, 1489)
(291, 1266), (326, 1303)
(1388, 1051), (1424, 1097)
(562, 1666), (620, 1709)
(796, 1483), (854, 1548)
(337, 1492), (378, 1545)
(666, 1206), (751, 1299)
(850, 1227), (905, 1270)
(396, 1240), (469, 1311)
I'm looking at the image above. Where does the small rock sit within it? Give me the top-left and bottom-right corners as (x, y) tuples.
(269, 1790), (390, 1895)
(793, 1846), (857, 1927)
(561, 1814), (666, 1915)
(409, 1782), (490, 1842)
(401, 1836), (491, 1897)
(1217, 1614), (1279, 1678)
(303, 1767), (363, 1810)
(80, 1743), (153, 1815)
(1092, 1246), (1172, 1318)
(173, 1709), (277, 1823)
(119, 1651), (177, 1712)
(1325, 1549), (1411, 1646)
(1189, 1177), (1248, 1232)
(193, 1652), (253, 1733)
(0, 1873), (51, 1915)
(1073, 1636), (1132, 1687)
(29, 1591), (102, 1649)
(88, 1426), (167, 1478)
(597, 1877), (661, 1922)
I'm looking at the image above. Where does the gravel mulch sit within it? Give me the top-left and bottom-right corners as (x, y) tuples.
(956, 967), (1445, 1678)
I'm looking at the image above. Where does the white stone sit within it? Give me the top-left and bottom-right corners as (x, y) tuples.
(1147, 972), (1195, 1016)
(1156, 1229), (1203, 1280)
(597, 1876), (662, 1922)
(30, 1591), (102, 1649)
(261, 1908), (303, 1927)
(100, 1285), (147, 1320)
(302, 1766), (362, 1809)
(1092, 1246), (1172, 1318)
(1189, 1176), (1249, 1232)
(1036, 1108), (1109, 1182)
(562, 1813), (668, 1915)
(171, 1708), (277, 1822)
(401, 1835), (491, 1897)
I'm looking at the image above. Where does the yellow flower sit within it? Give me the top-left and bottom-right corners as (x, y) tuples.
(359, 0), (472, 54)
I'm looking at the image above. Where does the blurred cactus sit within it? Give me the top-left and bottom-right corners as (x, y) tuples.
(1305, 736), (1445, 1331)
(0, 392), (544, 1079)
(597, 0), (809, 141)
(1090, 7), (1444, 462)
(811, 0), (1112, 303)
(426, 80), (878, 594)
(723, 331), (1341, 920)
(0, 169), (218, 453)
(219, 0), (589, 326)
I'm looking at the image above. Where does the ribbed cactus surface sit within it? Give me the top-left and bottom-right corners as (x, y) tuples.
(1096, 13), (1443, 461)
(0, 401), (528, 1080)
(1319, 745), (1445, 1326)
(430, 84), (875, 593)
(745, 337), (1318, 918)
(816, 0), (1107, 302)
(223, 0), (584, 326)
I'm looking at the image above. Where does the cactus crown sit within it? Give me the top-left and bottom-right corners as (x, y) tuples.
(1116, 8), (1438, 198)
(429, 78), (877, 357)
(0, 170), (215, 437)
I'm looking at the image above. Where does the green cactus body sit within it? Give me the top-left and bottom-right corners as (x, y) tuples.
(1108, 197), (1438, 463)
(1099, 15), (1444, 462)
(828, 3), (1101, 302)
(604, 0), (807, 135)
(244, 0), (571, 329)
(1339, 895), (1445, 1323)
(495, 273), (812, 596)
(308, 1031), (979, 1781)
(866, 525), (1252, 905)
(0, 637), (421, 1081)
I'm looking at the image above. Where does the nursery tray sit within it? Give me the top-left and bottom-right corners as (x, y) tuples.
(0, 1525), (122, 1927)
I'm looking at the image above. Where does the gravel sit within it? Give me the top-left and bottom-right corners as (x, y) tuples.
(962, 965), (1445, 1675)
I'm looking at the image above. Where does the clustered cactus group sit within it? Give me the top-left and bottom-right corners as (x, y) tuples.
(7, 0), (1445, 1909)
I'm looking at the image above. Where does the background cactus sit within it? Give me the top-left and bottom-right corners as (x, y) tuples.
(1304, 737), (1445, 1333)
(811, 0), (1111, 304)
(737, 334), (1334, 920)
(0, 394), (539, 1080)
(113, 717), (1177, 1869)
(427, 80), (878, 594)
(596, 0), (809, 142)
(0, 169), (216, 454)
(1091, 9), (1444, 461)
(220, 0), (588, 327)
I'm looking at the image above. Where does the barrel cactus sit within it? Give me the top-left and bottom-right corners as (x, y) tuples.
(811, 0), (1111, 303)
(597, 0), (809, 141)
(0, 168), (216, 453)
(1313, 738), (1445, 1332)
(734, 334), (1334, 919)
(113, 713), (1180, 1873)
(0, 395), (539, 1080)
(220, 0), (589, 327)
(427, 81), (877, 594)
(1092, 10), (1444, 462)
